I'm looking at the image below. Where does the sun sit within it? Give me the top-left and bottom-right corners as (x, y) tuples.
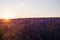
(3, 13), (11, 19)
(4, 14), (10, 19)
(2, 13), (12, 23)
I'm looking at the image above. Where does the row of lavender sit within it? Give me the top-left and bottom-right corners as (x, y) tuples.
(0, 18), (60, 40)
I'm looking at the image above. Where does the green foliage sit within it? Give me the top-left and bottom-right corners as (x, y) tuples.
(0, 29), (5, 39)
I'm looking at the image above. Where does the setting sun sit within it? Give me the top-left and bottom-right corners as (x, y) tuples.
(4, 14), (10, 19)
(2, 13), (11, 23)
(2, 13), (12, 19)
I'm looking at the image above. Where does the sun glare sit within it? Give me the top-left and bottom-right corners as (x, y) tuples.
(3, 13), (11, 19)
(4, 14), (10, 19)
(2, 13), (12, 23)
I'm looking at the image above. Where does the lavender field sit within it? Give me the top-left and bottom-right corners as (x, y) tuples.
(0, 18), (60, 40)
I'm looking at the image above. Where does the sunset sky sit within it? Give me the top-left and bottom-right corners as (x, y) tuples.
(0, 0), (60, 19)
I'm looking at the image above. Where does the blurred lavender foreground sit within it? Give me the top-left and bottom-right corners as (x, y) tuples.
(0, 18), (60, 40)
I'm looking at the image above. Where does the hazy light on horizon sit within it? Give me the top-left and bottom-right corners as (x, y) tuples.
(0, 0), (60, 19)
